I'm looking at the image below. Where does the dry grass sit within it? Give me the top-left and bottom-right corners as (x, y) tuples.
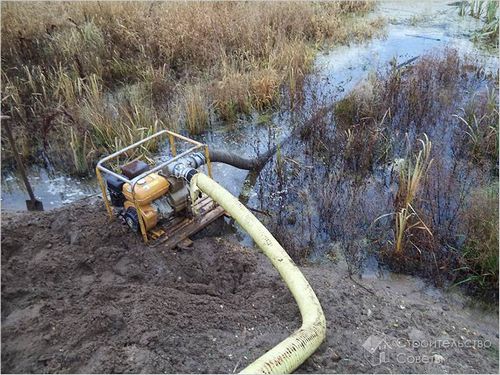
(334, 49), (468, 133)
(327, 49), (491, 178)
(393, 135), (434, 254)
(1, 1), (383, 174)
(457, 183), (499, 298)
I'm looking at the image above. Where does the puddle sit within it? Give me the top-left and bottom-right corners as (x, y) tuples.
(312, 1), (497, 101)
(1, 166), (98, 211)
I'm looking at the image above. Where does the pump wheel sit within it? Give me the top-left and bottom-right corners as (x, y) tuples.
(124, 207), (140, 233)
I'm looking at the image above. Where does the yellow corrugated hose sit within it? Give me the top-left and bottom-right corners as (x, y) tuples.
(190, 173), (326, 374)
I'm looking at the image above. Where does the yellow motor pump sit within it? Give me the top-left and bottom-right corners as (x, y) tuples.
(96, 130), (326, 374)
(96, 130), (219, 244)
(104, 163), (197, 236)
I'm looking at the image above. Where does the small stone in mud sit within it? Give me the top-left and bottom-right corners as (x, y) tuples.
(331, 351), (342, 362)
(409, 328), (425, 342)
(51, 215), (67, 232)
(37, 353), (53, 363)
(442, 305), (450, 311)
(68, 231), (81, 245)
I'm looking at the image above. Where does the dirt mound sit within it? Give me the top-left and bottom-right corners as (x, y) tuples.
(2, 199), (498, 373)
(1, 199), (296, 373)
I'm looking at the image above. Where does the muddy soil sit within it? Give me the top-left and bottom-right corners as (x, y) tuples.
(1, 199), (498, 373)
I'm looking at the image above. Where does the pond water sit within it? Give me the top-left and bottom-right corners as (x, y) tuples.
(2, 1), (496, 212)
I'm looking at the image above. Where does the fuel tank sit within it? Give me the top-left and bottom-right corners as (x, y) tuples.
(122, 173), (170, 205)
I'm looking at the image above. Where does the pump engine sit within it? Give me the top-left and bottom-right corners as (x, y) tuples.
(104, 159), (192, 233)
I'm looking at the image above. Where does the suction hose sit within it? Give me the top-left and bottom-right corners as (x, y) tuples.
(208, 145), (277, 171)
(189, 172), (326, 374)
(169, 135), (289, 176)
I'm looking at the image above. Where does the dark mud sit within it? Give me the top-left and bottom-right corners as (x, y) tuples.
(1, 199), (498, 373)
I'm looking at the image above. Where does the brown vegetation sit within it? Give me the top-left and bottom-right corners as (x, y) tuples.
(1, 1), (384, 175)
(270, 49), (498, 298)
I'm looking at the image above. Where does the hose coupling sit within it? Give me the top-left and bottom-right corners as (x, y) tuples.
(166, 152), (206, 180)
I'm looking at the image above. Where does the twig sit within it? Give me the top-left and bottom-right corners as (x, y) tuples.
(348, 274), (376, 296)
(232, 358), (242, 373)
(405, 34), (441, 41)
(396, 56), (420, 69)
(245, 205), (271, 217)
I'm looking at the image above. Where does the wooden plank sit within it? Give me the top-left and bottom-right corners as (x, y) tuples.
(162, 205), (225, 250)
(149, 196), (223, 248)
(176, 238), (193, 250)
(165, 217), (193, 235)
(192, 195), (215, 212)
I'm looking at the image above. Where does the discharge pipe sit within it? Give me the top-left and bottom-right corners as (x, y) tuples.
(187, 171), (326, 374)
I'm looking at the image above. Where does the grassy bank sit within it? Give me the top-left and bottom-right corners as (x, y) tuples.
(1, 1), (384, 175)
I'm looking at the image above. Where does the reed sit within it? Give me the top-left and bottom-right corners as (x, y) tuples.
(457, 0), (499, 46)
(69, 127), (91, 176)
(1, 1), (382, 174)
(454, 86), (499, 166)
(393, 134), (434, 254)
(396, 134), (433, 209)
(183, 84), (210, 136)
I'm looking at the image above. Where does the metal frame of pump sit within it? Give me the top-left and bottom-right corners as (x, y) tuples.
(96, 130), (213, 244)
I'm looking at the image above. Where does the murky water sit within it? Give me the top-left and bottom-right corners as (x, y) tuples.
(1, 166), (98, 211)
(2, 1), (496, 212)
